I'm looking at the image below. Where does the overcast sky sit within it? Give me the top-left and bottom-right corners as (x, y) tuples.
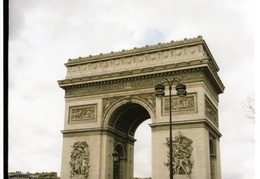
(8, 0), (256, 178)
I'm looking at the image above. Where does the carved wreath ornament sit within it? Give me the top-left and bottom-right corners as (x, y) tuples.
(70, 141), (90, 179)
(165, 132), (194, 175)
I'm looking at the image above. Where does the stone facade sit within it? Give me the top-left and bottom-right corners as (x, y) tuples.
(58, 36), (224, 179)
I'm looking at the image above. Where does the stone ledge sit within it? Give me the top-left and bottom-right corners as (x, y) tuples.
(61, 127), (136, 142)
(58, 61), (212, 86)
(58, 67), (224, 103)
(149, 119), (222, 138)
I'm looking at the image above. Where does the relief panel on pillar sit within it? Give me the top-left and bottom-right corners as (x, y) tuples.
(69, 104), (97, 124)
(165, 131), (194, 176)
(205, 95), (218, 126)
(162, 93), (197, 115)
(70, 141), (90, 179)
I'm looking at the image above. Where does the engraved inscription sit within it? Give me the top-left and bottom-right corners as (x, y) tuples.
(69, 104), (97, 122)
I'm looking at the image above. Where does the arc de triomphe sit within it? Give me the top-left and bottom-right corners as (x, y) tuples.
(58, 36), (224, 179)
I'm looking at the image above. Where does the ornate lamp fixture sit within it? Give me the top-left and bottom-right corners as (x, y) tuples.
(175, 84), (187, 98)
(112, 150), (119, 162)
(155, 78), (187, 179)
(154, 83), (165, 98)
(155, 80), (187, 98)
(112, 150), (120, 179)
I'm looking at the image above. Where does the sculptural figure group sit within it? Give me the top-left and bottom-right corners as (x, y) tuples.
(70, 141), (90, 178)
(165, 132), (193, 175)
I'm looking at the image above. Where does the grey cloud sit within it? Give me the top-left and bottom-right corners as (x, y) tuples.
(9, 0), (39, 40)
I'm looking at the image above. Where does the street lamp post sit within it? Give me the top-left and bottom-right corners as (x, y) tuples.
(155, 78), (187, 179)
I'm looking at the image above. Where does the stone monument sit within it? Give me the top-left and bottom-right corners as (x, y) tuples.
(58, 36), (224, 179)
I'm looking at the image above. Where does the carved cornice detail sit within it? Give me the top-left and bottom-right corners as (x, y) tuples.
(64, 69), (206, 97)
(63, 68), (220, 101)
(59, 58), (209, 86)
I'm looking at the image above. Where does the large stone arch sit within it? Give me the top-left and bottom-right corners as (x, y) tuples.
(58, 36), (224, 179)
(102, 97), (155, 179)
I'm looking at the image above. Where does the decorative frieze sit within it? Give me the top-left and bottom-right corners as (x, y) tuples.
(65, 37), (207, 79)
(70, 141), (90, 179)
(165, 132), (193, 175)
(64, 70), (210, 97)
(69, 104), (97, 123)
(205, 96), (218, 125)
(162, 93), (196, 114)
(66, 45), (204, 78)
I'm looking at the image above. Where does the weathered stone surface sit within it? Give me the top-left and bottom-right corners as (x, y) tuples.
(59, 36), (224, 179)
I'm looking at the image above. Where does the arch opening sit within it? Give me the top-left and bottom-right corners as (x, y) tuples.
(108, 102), (151, 136)
(134, 119), (152, 178)
(109, 102), (152, 179)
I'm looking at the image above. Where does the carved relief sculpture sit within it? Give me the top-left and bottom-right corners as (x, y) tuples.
(63, 70), (222, 100)
(70, 141), (90, 179)
(163, 94), (196, 114)
(165, 132), (193, 175)
(205, 96), (218, 125)
(69, 105), (96, 122)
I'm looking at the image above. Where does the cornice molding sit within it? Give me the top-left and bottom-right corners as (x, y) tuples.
(58, 58), (224, 91)
(149, 119), (222, 139)
(57, 36), (225, 101)
(60, 67), (222, 102)
(58, 59), (208, 87)
(61, 127), (136, 143)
